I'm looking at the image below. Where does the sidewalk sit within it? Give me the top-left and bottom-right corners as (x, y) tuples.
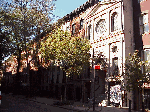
(12, 94), (141, 112)
(33, 97), (147, 112)
(3, 93), (147, 112)
(70, 104), (129, 112)
(30, 97), (130, 112)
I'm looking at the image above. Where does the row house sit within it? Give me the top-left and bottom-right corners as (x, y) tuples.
(1, 36), (54, 96)
(2, 27), (68, 99)
(140, 0), (150, 110)
(2, 0), (150, 110)
(61, 0), (150, 110)
(61, 0), (102, 102)
(61, 0), (131, 107)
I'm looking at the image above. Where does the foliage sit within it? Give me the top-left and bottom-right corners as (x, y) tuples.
(39, 28), (91, 76)
(0, 0), (56, 52)
(0, 8), (14, 66)
(125, 50), (149, 91)
(0, 0), (56, 72)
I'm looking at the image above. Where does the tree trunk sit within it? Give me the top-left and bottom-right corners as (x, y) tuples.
(0, 43), (2, 70)
(133, 87), (140, 111)
(14, 46), (21, 94)
(17, 47), (21, 78)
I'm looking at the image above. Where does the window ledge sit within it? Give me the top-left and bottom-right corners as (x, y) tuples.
(142, 32), (150, 36)
(110, 30), (123, 35)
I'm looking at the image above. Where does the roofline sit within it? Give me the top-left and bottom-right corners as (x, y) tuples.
(63, 0), (100, 21)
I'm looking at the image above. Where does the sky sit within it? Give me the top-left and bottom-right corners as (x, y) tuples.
(53, 0), (88, 20)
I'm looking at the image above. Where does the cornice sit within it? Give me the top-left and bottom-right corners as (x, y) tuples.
(85, 1), (122, 21)
(63, 0), (100, 21)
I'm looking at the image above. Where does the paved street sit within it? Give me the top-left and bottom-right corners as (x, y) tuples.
(0, 93), (75, 112)
(0, 93), (133, 112)
(29, 96), (130, 112)
(2, 92), (145, 112)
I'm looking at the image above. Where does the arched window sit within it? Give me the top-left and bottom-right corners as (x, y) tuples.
(72, 24), (76, 34)
(80, 19), (84, 30)
(88, 25), (92, 40)
(96, 19), (106, 34)
(111, 12), (118, 32)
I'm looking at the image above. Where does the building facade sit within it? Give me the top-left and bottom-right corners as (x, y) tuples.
(61, 0), (150, 110)
(2, 0), (150, 110)
(62, 0), (129, 107)
(140, 0), (150, 110)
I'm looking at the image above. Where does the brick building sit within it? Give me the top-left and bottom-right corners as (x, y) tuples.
(2, 0), (150, 111)
(61, 0), (150, 110)
(140, 0), (150, 110)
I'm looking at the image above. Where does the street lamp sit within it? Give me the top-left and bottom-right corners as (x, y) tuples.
(93, 65), (101, 111)
(93, 66), (96, 111)
(141, 50), (145, 112)
(107, 43), (111, 106)
(64, 74), (68, 101)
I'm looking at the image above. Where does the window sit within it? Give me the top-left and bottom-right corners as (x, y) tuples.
(66, 26), (70, 31)
(80, 19), (84, 30)
(112, 46), (117, 52)
(112, 57), (118, 77)
(88, 25), (92, 40)
(96, 19), (106, 34)
(139, 15), (144, 35)
(144, 50), (150, 72)
(139, 13), (149, 34)
(72, 24), (76, 35)
(144, 50), (150, 61)
(143, 13), (149, 33)
(139, 0), (146, 3)
(111, 12), (118, 32)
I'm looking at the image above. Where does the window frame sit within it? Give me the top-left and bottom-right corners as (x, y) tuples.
(139, 15), (144, 35)
(143, 13), (149, 33)
(95, 19), (106, 34)
(112, 57), (118, 77)
(112, 46), (117, 53)
(139, 13), (149, 34)
(111, 12), (118, 32)
(80, 19), (84, 30)
(72, 24), (76, 35)
(88, 25), (92, 40)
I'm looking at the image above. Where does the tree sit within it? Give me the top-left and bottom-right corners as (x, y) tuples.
(125, 50), (148, 91)
(0, 0), (56, 64)
(125, 50), (149, 110)
(0, 0), (56, 94)
(39, 27), (91, 76)
(1, 0), (56, 63)
(0, 7), (14, 69)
